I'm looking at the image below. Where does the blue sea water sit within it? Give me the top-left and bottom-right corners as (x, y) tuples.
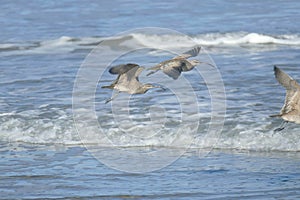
(1, 0), (300, 199)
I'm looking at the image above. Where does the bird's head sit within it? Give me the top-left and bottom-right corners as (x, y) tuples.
(190, 59), (201, 66)
(142, 83), (165, 93)
(143, 83), (156, 90)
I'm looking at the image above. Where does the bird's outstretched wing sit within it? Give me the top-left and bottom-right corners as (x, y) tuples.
(104, 63), (144, 92)
(173, 46), (201, 59)
(117, 65), (144, 92)
(162, 65), (182, 80)
(109, 63), (139, 75)
(274, 66), (297, 89)
(274, 66), (300, 115)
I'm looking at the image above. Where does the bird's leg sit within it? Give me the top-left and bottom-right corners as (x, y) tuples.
(273, 121), (289, 133)
(105, 91), (120, 104)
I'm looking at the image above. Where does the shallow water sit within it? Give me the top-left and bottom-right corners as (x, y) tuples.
(1, 0), (300, 199)
(1, 143), (300, 199)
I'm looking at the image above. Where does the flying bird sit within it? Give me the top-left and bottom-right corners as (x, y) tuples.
(146, 46), (215, 80)
(102, 63), (160, 103)
(270, 66), (300, 132)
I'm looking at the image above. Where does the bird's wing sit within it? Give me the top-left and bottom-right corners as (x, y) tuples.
(163, 67), (181, 80)
(274, 66), (298, 89)
(117, 65), (144, 92)
(173, 46), (201, 59)
(292, 90), (300, 112)
(146, 63), (162, 76)
(132, 66), (144, 82)
(161, 60), (183, 80)
(109, 63), (139, 75)
(274, 66), (300, 114)
(281, 90), (300, 114)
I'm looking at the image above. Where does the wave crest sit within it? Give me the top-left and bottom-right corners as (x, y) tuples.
(1, 32), (300, 55)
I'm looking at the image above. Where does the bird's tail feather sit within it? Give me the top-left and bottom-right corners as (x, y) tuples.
(101, 85), (113, 89)
(270, 114), (282, 118)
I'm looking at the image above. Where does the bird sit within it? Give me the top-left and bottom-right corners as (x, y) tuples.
(270, 66), (300, 132)
(146, 46), (215, 80)
(102, 63), (161, 103)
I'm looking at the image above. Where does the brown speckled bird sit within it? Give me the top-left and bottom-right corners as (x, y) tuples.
(102, 63), (160, 103)
(147, 46), (215, 80)
(271, 66), (300, 131)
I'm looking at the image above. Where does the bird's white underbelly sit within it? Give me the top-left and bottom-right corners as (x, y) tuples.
(115, 85), (138, 94)
(115, 85), (129, 92)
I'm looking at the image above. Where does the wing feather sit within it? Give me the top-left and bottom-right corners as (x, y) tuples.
(173, 46), (201, 59)
(162, 66), (181, 80)
(274, 66), (300, 114)
(116, 65), (144, 93)
(109, 63), (139, 75)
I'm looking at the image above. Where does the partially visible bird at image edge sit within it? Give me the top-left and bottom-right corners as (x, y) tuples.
(270, 66), (300, 131)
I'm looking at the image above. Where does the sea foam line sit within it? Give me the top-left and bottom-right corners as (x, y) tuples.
(1, 32), (300, 55)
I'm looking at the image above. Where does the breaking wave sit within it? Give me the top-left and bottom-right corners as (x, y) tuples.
(1, 31), (300, 152)
(1, 32), (300, 55)
(1, 109), (300, 152)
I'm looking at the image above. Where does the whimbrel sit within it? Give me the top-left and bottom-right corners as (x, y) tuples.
(102, 63), (160, 103)
(271, 66), (300, 131)
(147, 46), (215, 80)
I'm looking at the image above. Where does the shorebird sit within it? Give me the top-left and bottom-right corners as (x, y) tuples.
(102, 63), (160, 103)
(146, 46), (215, 80)
(271, 66), (300, 132)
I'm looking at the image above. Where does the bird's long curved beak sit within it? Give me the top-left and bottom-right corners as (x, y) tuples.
(199, 61), (216, 68)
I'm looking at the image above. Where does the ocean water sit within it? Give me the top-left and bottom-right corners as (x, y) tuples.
(1, 0), (300, 199)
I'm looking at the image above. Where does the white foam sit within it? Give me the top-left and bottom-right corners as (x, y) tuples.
(2, 32), (300, 55)
(40, 36), (74, 47)
(131, 33), (195, 49)
(35, 36), (101, 53)
(0, 110), (81, 145)
(1, 111), (300, 151)
(0, 106), (299, 152)
(0, 36), (102, 55)
(130, 32), (300, 48)
(194, 32), (300, 45)
(0, 43), (18, 49)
